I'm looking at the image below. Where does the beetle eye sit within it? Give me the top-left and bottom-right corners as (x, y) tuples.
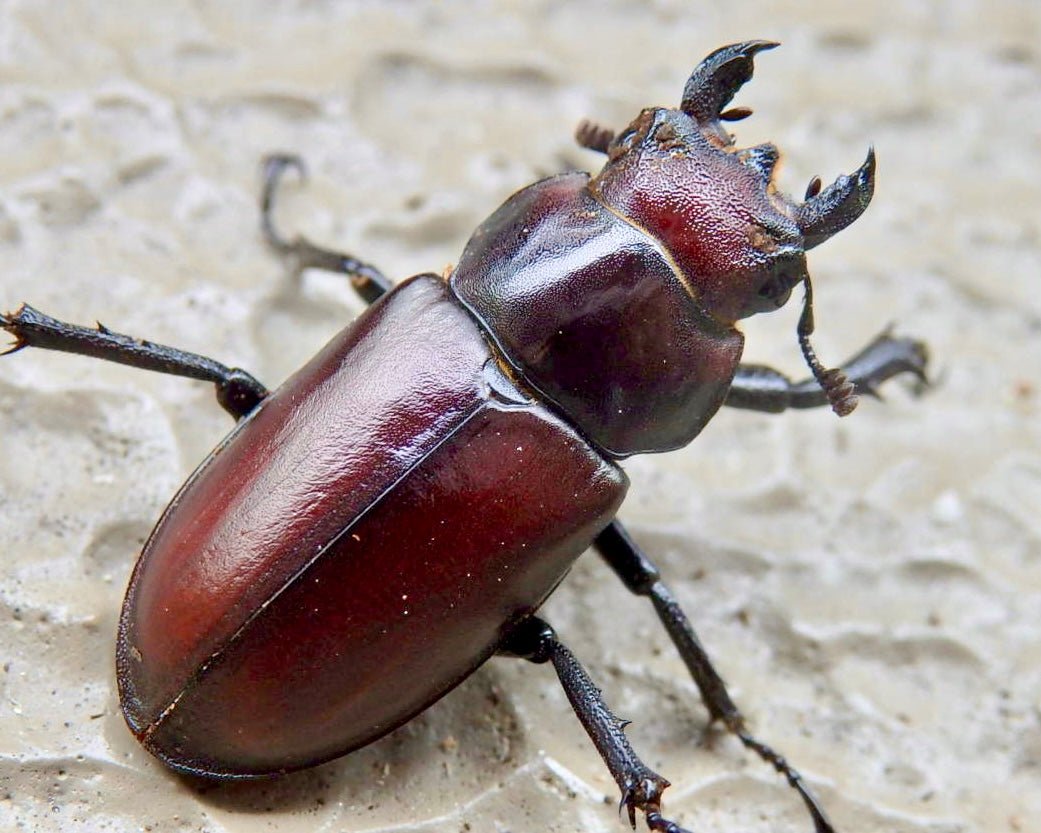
(744, 270), (795, 317)
(758, 275), (787, 300)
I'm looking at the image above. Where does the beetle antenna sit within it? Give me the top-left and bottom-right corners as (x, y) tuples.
(575, 119), (616, 154)
(797, 275), (858, 416)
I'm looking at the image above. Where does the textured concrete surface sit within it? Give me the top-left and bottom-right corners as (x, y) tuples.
(0, 2), (1039, 832)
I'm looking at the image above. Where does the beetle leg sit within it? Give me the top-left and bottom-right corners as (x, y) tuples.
(725, 329), (928, 413)
(595, 520), (837, 833)
(0, 304), (267, 420)
(500, 616), (692, 833)
(260, 154), (392, 305)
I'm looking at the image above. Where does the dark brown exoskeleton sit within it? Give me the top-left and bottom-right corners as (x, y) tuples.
(2, 43), (926, 833)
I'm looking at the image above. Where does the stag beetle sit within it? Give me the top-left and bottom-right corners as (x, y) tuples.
(2, 42), (927, 833)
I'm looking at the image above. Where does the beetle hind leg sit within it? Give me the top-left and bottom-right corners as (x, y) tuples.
(501, 616), (693, 833)
(0, 305), (268, 420)
(596, 520), (837, 833)
(260, 154), (391, 305)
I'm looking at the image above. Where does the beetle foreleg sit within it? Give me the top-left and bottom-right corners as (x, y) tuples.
(725, 329), (928, 413)
(595, 520), (837, 833)
(0, 305), (267, 420)
(260, 154), (391, 305)
(501, 616), (692, 833)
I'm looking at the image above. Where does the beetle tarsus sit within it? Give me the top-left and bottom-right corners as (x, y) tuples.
(626, 788), (692, 833)
(260, 153), (309, 250)
(644, 808), (691, 833)
(260, 152), (392, 305)
(736, 729), (837, 833)
(502, 616), (690, 833)
(596, 520), (838, 833)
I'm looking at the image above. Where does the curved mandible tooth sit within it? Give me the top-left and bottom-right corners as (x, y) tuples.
(739, 143), (780, 181)
(796, 147), (876, 249)
(680, 40), (779, 128)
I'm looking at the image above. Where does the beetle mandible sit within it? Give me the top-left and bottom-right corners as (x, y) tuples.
(2, 42), (928, 833)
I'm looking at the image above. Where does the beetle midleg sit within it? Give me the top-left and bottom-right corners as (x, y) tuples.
(260, 153), (391, 305)
(725, 329), (928, 413)
(500, 615), (692, 833)
(0, 305), (267, 420)
(595, 519), (836, 833)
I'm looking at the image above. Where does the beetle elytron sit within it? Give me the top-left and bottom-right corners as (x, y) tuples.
(3, 42), (927, 833)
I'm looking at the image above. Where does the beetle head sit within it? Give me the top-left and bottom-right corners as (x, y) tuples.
(588, 41), (875, 415)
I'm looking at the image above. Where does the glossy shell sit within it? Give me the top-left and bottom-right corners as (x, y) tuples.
(117, 275), (627, 776)
(451, 172), (744, 457)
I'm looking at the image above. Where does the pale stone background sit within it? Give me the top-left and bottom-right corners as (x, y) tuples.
(0, 2), (1038, 832)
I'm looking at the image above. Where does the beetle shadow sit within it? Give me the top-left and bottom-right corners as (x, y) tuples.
(178, 662), (529, 817)
(250, 267), (366, 384)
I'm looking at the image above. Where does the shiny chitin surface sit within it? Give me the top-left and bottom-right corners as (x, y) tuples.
(451, 172), (744, 458)
(117, 275), (627, 775)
